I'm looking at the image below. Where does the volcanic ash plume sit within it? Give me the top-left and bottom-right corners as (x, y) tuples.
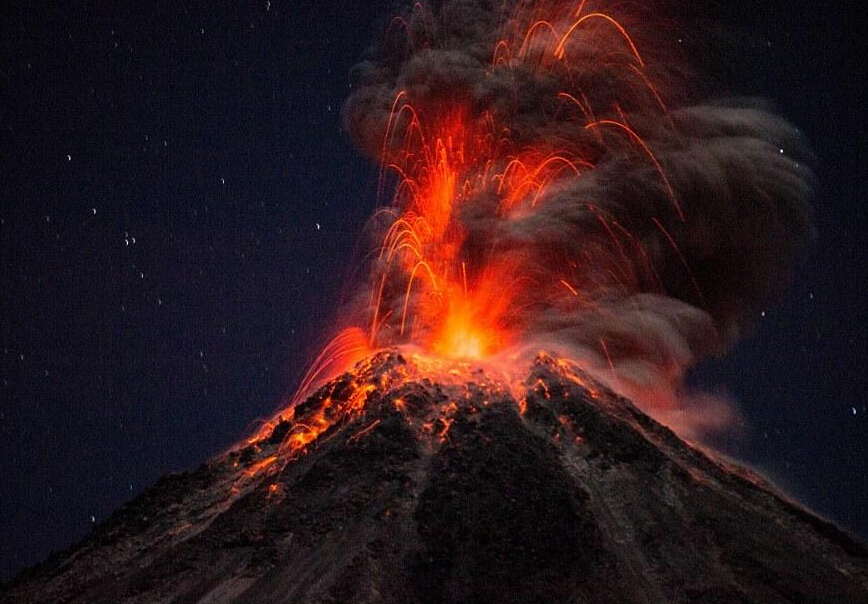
(333, 0), (814, 438)
(334, 0), (815, 434)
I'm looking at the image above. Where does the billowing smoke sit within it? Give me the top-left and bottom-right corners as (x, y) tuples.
(340, 0), (814, 439)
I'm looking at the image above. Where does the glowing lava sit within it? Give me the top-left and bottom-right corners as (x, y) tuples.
(358, 0), (683, 364)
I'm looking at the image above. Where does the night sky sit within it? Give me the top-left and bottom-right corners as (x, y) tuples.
(1, 0), (865, 582)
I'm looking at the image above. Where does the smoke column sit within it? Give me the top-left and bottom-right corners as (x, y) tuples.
(291, 0), (814, 441)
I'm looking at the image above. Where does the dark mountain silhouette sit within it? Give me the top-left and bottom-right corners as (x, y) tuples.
(3, 352), (866, 604)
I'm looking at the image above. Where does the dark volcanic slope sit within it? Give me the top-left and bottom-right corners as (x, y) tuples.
(3, 352), (866, 604)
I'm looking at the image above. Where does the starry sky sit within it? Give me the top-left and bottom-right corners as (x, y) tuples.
(1, 0), (865, 582)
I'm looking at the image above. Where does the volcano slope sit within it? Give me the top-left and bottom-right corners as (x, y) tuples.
(2, 352), (866, 604)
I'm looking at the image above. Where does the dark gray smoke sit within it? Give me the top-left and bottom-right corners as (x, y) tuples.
(342, 0), (814, 437)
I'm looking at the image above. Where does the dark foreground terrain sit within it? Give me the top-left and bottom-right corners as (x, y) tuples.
(3, 352), (866, 603)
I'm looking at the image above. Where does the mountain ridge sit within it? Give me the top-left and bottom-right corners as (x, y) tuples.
(3, 351), (866, 603)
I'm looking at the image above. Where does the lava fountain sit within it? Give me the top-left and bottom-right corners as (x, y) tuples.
(252, 0), (813, 458)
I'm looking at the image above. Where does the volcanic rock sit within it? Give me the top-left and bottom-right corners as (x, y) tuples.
(2, 352), (866, 603)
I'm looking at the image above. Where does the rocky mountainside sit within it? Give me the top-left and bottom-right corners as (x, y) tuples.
(3, 352), (866, 604)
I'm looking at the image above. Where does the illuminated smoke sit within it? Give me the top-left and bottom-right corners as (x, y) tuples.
(333, 0), (813, 439)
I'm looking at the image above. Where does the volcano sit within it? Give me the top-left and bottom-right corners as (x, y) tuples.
(2, 352), (866, 604)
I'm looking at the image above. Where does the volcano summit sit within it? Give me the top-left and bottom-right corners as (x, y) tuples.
(2, 352), (866, 604)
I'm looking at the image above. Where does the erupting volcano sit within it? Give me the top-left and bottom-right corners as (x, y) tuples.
(3, 1), (865, 603)
(279, 0), (816, 439)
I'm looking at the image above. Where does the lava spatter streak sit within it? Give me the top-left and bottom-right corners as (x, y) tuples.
(365, 1), (678, 360)
(246, 351), (519, 469)
(239, 348), (616, 489)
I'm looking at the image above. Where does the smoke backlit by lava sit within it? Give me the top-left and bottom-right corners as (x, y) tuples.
(259, 0), (814, 450)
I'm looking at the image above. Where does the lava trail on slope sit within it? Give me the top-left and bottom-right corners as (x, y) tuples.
(2, 352), (866, 604)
